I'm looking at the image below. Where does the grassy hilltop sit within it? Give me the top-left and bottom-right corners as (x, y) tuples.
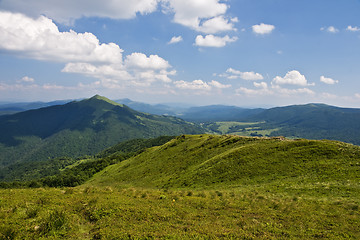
(1, 134), (359, 239)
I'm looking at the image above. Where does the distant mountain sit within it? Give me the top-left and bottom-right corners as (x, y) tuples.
(180, 105), (264, 122)
(248, 103), (360, 144)
(115, 99), (265, 122)
(0, 100), (72, 115)
(115, 98), (185, 116)
(0, 95), (204, 166)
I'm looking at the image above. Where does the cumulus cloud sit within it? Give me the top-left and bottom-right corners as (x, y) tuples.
(0, 0), (238, 34)
(320, 76), (339, 85)
(272, 70), (314, 86)
(272, 85), (315, 95)
(0, 11), (175, 88)
(347, 25), (360, 32)
(197, 16), (237, 34)
(173, 79), (230, 91)
(321, 26), (339, 33)
(124, 53), (171, 70)
(168, 36), (183, 44)
(225, 68), (264, 81)
(18, 76), (35, 83)
(174, 80), (211, 90)
(195, 35), (238, 47)
(163, 0), (236, 34)
(209, 80), (231, 89)
(0, 0), (159, 25)
(236, 86), (272, 96)
(253, 82), (268, 89)
(0, 11), (123, 63)
(252, 23), (275, 35)
(236, 84), (315, 97)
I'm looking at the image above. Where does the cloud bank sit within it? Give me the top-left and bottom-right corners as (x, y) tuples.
(0, 11), (174, 87)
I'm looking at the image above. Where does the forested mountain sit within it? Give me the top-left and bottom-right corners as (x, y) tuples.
(248, 103), (360, 144)
(180, 105), (264, 122)
(0, 100), (71, 115)
(0, 95), (203, 166)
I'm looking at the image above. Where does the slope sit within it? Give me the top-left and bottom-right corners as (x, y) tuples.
(248, 103), (360, 144)
(0, 95), (203, 166)
(89, 134), (360, 197)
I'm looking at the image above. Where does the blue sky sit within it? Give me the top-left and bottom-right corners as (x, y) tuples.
(0, 0), (360, 107)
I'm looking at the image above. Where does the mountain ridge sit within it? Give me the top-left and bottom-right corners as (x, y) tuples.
(0, 95), (204, 166)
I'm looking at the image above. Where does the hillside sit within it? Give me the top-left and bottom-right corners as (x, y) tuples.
(180, 105), (264, 123)
(248, 103), (360, 144)
(0, 95), (203, 166)
(89, 134), (360, 196)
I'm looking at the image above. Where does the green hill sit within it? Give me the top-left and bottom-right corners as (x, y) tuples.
(0, 95), (203, 166)
(89, 134), (360, 196)
(247, 103), (360, 144)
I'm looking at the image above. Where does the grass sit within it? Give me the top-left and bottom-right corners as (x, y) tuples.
(1, 134), (360, 239)
(0, 186), (359, 239)
(204, 121), (279, 137)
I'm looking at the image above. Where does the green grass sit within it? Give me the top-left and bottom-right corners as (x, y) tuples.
(1, 187), (359, 239)
(1, 134), (360, 239)
(203, 121), (279, 137)
(88, 134), (360, 197)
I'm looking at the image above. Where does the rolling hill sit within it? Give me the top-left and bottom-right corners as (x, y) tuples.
(0, 95), (203, 167)
(89, 134), (360, 195)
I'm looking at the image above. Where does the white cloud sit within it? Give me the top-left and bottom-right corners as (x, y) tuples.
(252, 23), (275, 35)
(320, 76), (339, 85)
(174, 80), (211, 90)
(272, 85), (315, 96)
(209, 80), (231, 89)
(347, 25), (360, 32)
(272, 70), (313, 86)
(173, 79), (230, 91)
(163, 0), (236, 34)
(197, 16), (237, 34)
(164, 0), (225, 28)
(0, 12), (123, 63)
(355, 93), (360, 99)
(18, 76), (35, 83)
(321, 26), (339, 33)
(236, 87), (272, 96)
(168, 36), (183, 44)
(253, 82), (268, 89)
(225, 68), (264, 81)
(195, 35), (237, 47)
(1, 0), (237, 33)
(124, 53), (171, 70)
(0, 11), (175, 87)
(0, 0), (159, 25)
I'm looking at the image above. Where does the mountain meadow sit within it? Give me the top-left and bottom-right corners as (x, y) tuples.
(1, 133), (360, 239)
(1, 96), (360, 239)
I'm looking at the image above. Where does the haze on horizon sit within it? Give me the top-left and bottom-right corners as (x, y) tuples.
(0, 0), (360, 108)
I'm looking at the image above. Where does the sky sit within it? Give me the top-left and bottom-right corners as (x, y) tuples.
(0, 0), (360, 107)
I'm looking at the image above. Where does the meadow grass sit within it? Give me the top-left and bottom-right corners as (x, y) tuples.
(0, 185), (359, 239)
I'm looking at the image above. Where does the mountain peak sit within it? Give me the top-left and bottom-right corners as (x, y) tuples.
(86, 95), (123, 107)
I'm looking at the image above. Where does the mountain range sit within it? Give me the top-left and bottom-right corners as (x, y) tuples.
(0, 95), (203, 167)
(1, 95), (360, 170)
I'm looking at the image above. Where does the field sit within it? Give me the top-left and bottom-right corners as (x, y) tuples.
(1, 186), (359, 239)
(203, 121), (279, 137)
(1, 134), (360, 239)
